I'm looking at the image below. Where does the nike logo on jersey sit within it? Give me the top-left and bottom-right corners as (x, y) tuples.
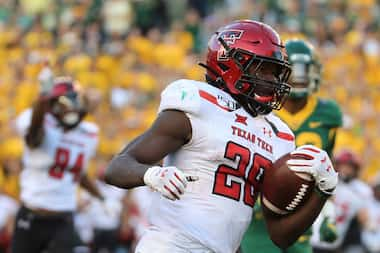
(199, 90), (235, 112)
(309, 121), (323, 128)
(235, 114), (247, 125)
(217, 94), (240, 110)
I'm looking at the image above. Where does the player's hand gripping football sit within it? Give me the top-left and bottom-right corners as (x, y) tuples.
(286, 145), (338, 196)
(143, 166), (198, 200)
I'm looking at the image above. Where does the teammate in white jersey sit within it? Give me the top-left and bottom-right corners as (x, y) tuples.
(11, 77), (102, 253)
(312, 150), (370, 253)
(105, 20), (339, 253)
(361, 181), (380, 253)
(335, 150), (372, 253)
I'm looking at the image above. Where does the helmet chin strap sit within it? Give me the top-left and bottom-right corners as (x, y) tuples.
(238, 95), (272, 117)
(250, 99), (272, 115)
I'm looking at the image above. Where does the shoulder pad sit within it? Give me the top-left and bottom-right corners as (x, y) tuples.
(14, 108), (33, 137)
(319, 99), (343, 127)
(158, 79), (201, 115)
(265, 113), (295, 142)
(78, 121), (99, 139)
(264, 114), (296, 160)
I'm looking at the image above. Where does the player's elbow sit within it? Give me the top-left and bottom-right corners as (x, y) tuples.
(267, 224), (298, 249)
(104, 155), (138, 189)
(104, 167), (113, 185)
(25, 130), (44, 148)
(104, 158), (122, 186)
(269, 234), (294, 249)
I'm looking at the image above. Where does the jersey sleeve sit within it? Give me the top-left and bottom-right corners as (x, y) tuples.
(81, 122), (99, 159)
(13, 109), (33, 137)
(158, 79), (201, 116)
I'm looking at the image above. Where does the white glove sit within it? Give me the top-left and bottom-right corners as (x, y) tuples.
(286, 145), (338, 196)
(143, 166), (198, 201)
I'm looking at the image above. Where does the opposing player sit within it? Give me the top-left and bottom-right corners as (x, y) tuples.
(11, 77), (102, 253)
(241, 39), (343, 253)
(105, 20), (338, 253)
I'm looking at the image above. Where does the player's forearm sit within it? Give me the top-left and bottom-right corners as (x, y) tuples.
(80, 174), (104, 200)
(266, 192), (326, 248)
(25, 99), (48, 148)
(105, 152), (150, 189)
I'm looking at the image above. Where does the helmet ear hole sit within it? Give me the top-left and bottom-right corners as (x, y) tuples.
(235, 81), (244, 90)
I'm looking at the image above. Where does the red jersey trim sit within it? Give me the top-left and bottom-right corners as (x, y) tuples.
(85, 132), (98, 138)
(276, 132), (295, 141)
(79, 129), (98, 138)
(264, 117), (295, 142)
(303, 146), (321, 153)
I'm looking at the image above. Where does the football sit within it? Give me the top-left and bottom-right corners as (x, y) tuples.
(261, 153), (315, 215)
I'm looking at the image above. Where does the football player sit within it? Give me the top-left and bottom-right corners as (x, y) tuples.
(361, 180), (380, 253)
(312, 150), (371, 253)
(105, 20), (338, 253)
(241, 39), (343, 253)
(11, 77), (102, 253)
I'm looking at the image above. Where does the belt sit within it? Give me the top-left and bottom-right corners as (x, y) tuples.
(24, 205), (72, 217)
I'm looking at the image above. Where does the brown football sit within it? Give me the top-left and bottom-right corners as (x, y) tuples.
(261, 153), (315, 215)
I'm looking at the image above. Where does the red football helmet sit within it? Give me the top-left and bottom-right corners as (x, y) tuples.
(334, 150), (361, 170)
(47, 77), (85, 129)
(201, 20), (291, 115)
(334, 149), (361, 182)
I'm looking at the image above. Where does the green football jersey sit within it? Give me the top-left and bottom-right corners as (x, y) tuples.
(241, 97), (342, 253)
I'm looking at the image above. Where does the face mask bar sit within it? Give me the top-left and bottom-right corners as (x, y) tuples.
(51, 92), (83, 113)
(291, 62), (309, 84)
(50, 91), (84, 129)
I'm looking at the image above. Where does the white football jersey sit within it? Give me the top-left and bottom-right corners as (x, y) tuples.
(88, 181), (125, 229)
(0, 194), (19, 229)
(15, 109), (99, 211)
(129, 187), (154, 240)
(147, 79), (295, 253)
(348, 179), (373, 205)
(361, 198), (380, 252)
(311, 181), (362, 249)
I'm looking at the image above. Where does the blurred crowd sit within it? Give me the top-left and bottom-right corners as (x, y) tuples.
(0, 0), (379, 252)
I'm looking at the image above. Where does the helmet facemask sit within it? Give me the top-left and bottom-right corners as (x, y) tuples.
(50, 91), (84, 129)
(288, 53), (321, 98)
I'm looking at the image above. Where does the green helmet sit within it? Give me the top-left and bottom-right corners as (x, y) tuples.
(285, 39), (321, 98)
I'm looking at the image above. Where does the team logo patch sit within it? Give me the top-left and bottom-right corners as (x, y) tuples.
(234, 114), (248, 126)
(217, 95), (240, 111)
(217, 29), (244, 61)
